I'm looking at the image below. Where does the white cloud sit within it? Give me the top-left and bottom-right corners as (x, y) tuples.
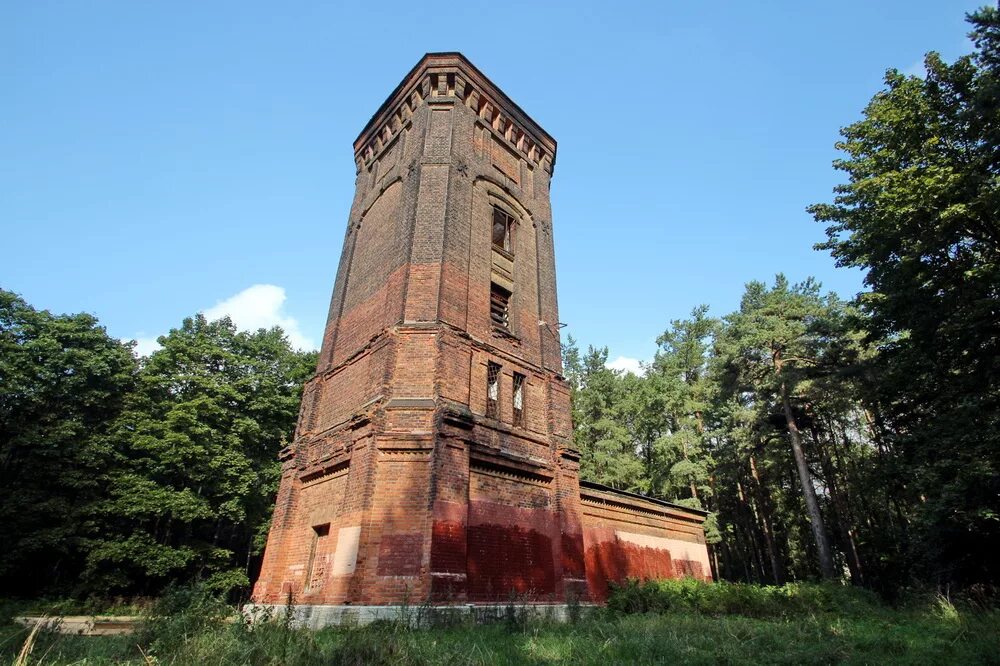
(132, 336), (161, 357)
(203, 284), (316, 350)
(606, 355), (645, 376)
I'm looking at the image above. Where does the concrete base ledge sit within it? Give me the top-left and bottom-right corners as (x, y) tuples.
(14, 616), (141, 636)
(243, 603), (592, 629)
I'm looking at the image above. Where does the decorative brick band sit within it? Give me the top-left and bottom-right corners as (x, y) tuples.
(300, 459), (350, 485)
(580, 491), (706, 528)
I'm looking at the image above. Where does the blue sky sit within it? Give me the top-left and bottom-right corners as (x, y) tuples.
(2, 1), (983, 370)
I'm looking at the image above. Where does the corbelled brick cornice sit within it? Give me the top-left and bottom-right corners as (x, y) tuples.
(354, 52), (557, 174)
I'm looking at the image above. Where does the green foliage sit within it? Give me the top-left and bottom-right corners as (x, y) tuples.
(83, 315), (316, 593)
(569, 344), (647, 492)
(809, 7), (1000, 587)
(607, 578), (880, 618)
(0, 289), (137, 596)
(136, 583), (231, 656)
(0, 290), (315, 599)
(567, 306), (719, 514)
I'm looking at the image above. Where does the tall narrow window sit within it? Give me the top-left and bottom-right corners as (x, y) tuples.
(486, 362), (501, 419)
(490, 283), (511, 330)
(512, 372), (526, 427)
(492, 206), (514, 254)
(305, 523), (330, 592)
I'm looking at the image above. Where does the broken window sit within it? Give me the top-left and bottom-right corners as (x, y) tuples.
(486, 361), (501, 419)
(305, 523), (330, 592)
(492, 206), (514, 254)
(513, 372), (525, 427)
(490, 282), (511, 330)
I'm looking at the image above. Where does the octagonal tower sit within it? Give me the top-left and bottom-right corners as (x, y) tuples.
(253, 53), (586, 606)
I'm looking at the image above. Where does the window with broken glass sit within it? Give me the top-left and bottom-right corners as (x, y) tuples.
(512, 372), (525, 427)
(486, 361), (501, 419)
(492, 206), (514, 254)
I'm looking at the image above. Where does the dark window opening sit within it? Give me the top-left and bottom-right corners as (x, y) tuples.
(305, 523), (330, 592)
(487, 362), (501, 419)
(513, 372), (526, 427)
(490, 283), (511, 330)
(492, 206), (514, 254)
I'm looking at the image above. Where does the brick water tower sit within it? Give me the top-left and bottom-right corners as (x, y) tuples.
(253, 54), (711, 619)
(253, 53), (586, 607)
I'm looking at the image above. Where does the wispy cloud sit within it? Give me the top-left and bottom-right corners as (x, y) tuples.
(203, 284), (315, 350)
(128, 284), (316, 356)
(606, 355), (645, 376)
(131, 335), (162, 357)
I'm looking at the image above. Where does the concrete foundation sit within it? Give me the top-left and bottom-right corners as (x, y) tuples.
(243, 602), (590, 629)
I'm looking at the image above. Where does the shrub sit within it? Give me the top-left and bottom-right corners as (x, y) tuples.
(606, 578), (882, 618)
(136, 582), (231, 657)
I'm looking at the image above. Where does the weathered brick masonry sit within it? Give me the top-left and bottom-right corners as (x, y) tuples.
(253, 53), (711, 607)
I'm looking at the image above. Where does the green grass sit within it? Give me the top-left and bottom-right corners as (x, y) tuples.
(2, 583), (999, 665)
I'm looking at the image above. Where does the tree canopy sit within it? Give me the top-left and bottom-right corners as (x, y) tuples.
(809, 6), (1000, 586)
(0, 291), (315, 597)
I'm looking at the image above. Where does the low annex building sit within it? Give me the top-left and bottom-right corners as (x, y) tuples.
(253, 53), (711, 611)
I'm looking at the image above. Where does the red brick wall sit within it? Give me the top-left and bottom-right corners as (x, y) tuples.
(580, 484), (713, 602)
(466, 474), (557, 600)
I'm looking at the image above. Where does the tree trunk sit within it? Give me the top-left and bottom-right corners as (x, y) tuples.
(681, 436), (700, 500)
(737, 478), (767, 582)
(780, 380), (837, 579)
(749, 454), (784, 584)
(809, 418), (863, 585)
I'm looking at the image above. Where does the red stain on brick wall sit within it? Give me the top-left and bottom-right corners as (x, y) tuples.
(674, 559), (705, 579)
(560, 531), (586, 578)
(584, 532), (675, 603)
(431, 520), (466, 573)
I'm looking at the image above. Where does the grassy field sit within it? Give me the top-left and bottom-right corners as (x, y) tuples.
(2, 582), (998, 665)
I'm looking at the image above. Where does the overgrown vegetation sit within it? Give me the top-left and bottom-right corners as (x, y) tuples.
(606, 578), (882, 618)
(2, 583), (998, 665)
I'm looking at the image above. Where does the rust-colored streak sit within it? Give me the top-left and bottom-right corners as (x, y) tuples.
(674, 558), (705, 579)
